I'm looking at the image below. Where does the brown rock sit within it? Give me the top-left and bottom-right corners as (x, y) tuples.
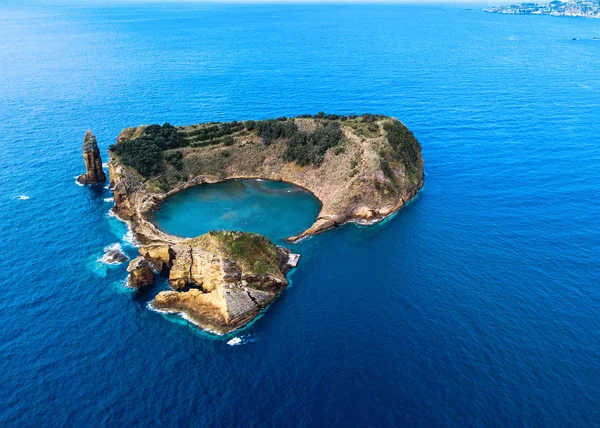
(139, 245), (173, 273)
(101, 244), (128, 264)
(77, 130), (106, 185)
(146, 232), (290, 334)
(126, 257), (154, 289)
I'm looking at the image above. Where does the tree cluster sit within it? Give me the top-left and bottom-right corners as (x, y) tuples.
(142, 123), (185, 149)
(109, 138), (163, 177)
(109, 123), (183, 177)
(254, 117), (343, 166)
(283, 122), (342, 166)
(187, 121), (244, 143)
(255, 120), (299, 145)
(383, 121), (421, 166)
(165, 151), (183, 170)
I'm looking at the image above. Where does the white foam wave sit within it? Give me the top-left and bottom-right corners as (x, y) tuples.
(104, 197), (114, 203)
(74, 177), (84, 187)
(227, 337), (242, 346)
(104, 242), (122, 252)
(102, 162), (109, 168)
(98, 243), (127, 265)
(148, 304), (225, 336)
(123, 229), (135, 245)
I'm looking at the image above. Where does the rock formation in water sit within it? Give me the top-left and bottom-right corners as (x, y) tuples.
(102, 244), (128, 264)
(147, 231), (297, 334)
(77, 130), (106, 185)
(105, 113), (424, 334)
(126, 257), (154, 289)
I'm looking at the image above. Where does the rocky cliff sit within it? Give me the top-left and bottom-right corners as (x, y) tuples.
(126, 257), (154, 289)
(109, 114), (424, 242)
(105, 113), (424, 334)
(77, 130), (106, 185)
(147, 231), (296, 334)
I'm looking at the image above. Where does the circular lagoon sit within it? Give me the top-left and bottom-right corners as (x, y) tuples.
(152, 179), (321, 241)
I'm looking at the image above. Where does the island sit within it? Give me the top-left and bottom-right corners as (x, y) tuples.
(484, 0), (600, 18)
(100, 113), (424, 334)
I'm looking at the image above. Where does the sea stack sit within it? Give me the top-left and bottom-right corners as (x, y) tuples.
(77, 130), (106, 185)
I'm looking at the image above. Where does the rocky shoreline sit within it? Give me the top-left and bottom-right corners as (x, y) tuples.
(81, 114), (424, 335)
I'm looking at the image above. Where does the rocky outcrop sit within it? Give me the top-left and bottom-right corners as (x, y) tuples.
(126, 257), (154, 289)
(139, 245), (173, 273)
(77, 131), (106, 185)
(101, 244), (128, 264)
(148, 231), (298, 334)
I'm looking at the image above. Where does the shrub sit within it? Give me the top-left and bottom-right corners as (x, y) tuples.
(255, 119), (298, 145)
(283, 122), (342, 166)
(109, 139), (163, 177)
(253, 260), (268, 275)
(187, 121), (244, 143)
(165, 151), (183, 170)
(383, 120), (421, 166)
(109, 124), (185, 177)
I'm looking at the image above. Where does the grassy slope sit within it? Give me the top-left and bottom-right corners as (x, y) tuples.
(184, 231), (283, 278)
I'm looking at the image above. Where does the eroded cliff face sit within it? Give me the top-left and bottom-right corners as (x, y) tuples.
(108, 115), (424, 242)
(77, 130), (106, 185)
(126, 257), (154, 289)
(106, 159), (298, 333)
(143, 231), (296, 334)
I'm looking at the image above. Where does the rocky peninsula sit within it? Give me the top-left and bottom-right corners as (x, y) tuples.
(106, 113), (424, 334)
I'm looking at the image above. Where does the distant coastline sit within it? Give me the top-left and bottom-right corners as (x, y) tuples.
(484, 0), (600, 18)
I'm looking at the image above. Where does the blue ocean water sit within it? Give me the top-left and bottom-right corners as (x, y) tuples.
(1, 3), (600, 426)
(153, 179), (321, 242)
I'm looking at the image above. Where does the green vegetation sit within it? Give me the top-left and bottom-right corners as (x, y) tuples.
(282, 122), (342, 166)
(109, 123), (183, 177)
(255, 119), (298, 145)
(110, 114), (420, 183)
(383, 120), (423, 185)
(110, 139), (163, 177)
(253, 116), (344, 166)
(186, 231), (282, 277)
(345, 114), (385, 138)
(185, 121), (245, 147)
(165, 151), (183, 170)
(383, 121), (421, 167)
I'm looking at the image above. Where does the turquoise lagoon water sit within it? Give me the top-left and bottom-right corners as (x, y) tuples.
(1, 3), (600, 427)
(153, 180), (321, 241)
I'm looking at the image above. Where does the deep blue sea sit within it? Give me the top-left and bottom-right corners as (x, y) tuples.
(1, 3), (600, 426)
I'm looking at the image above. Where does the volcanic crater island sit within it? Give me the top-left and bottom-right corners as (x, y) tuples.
(81, 113), (424, 334)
